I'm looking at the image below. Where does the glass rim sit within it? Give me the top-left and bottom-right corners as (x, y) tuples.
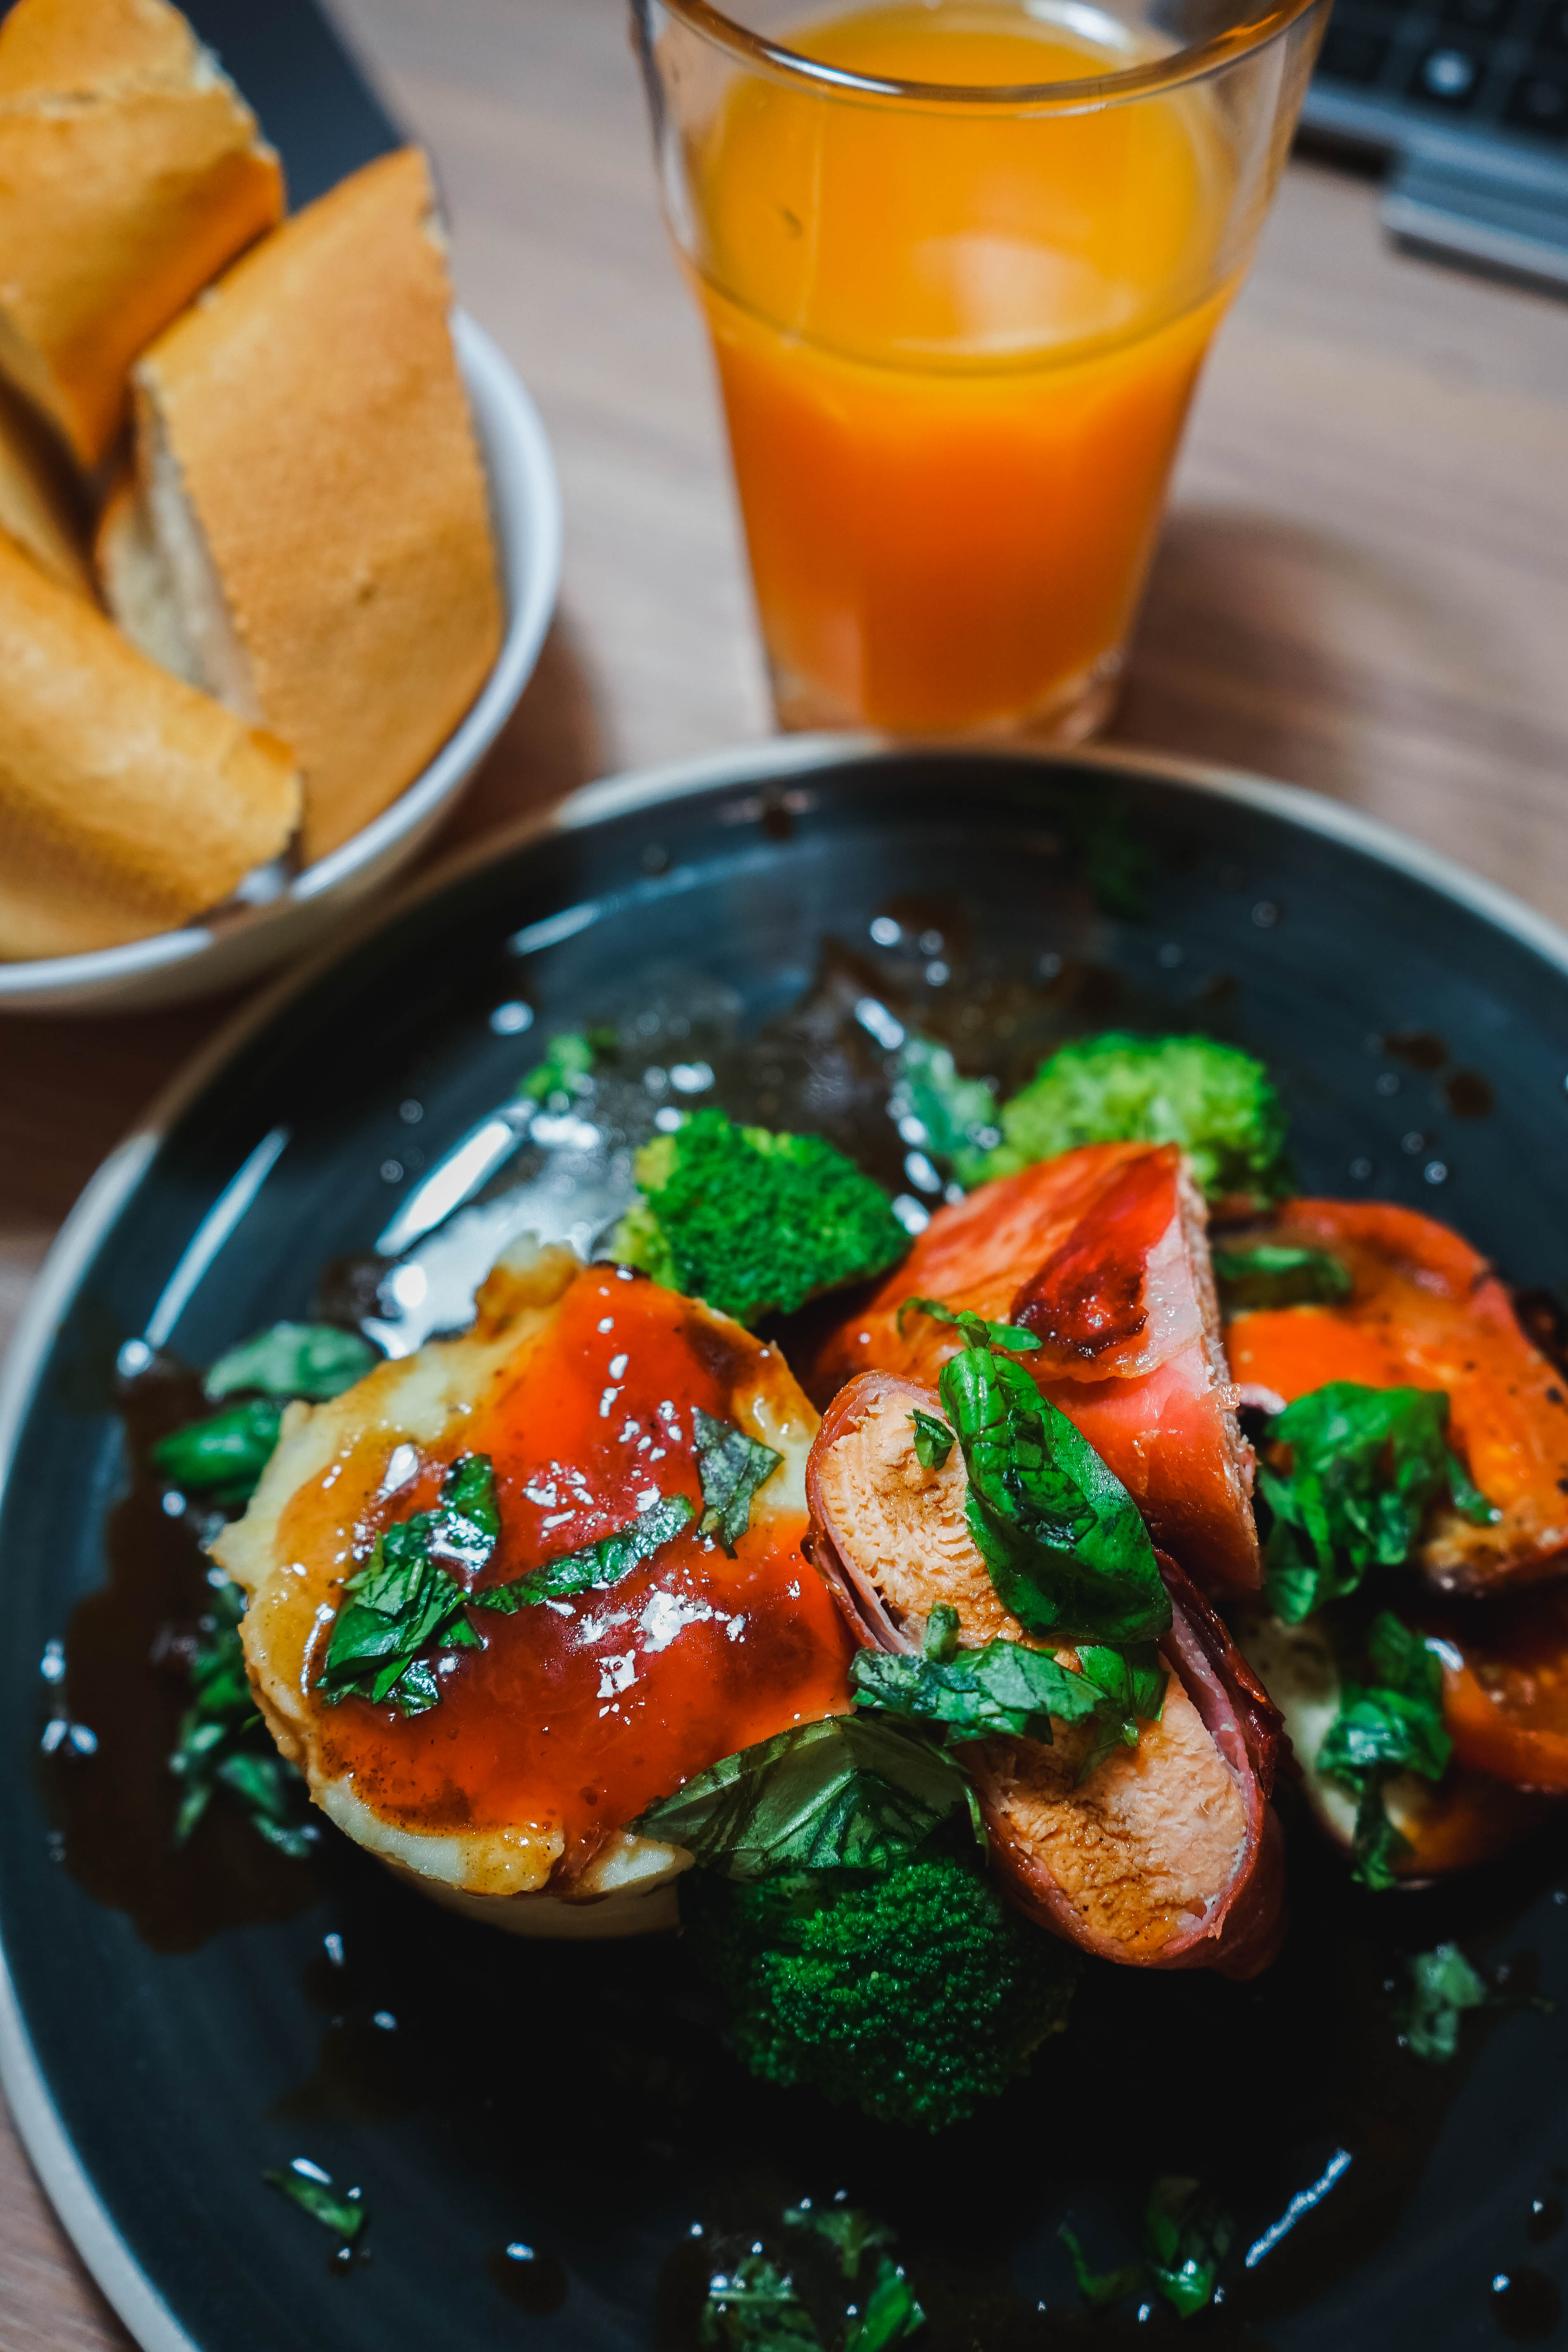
(648, 0), (1325, 106)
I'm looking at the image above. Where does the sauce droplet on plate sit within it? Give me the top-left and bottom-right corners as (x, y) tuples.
(1492, 2267), (1561, 2340)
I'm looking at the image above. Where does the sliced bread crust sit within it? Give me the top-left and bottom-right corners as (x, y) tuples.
(0, 0), (284, 465)
(0, 532), (299, 958)
(123, 146), (504, 865)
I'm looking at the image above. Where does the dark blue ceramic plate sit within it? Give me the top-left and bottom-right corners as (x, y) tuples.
(5, 742), (1568, 2352)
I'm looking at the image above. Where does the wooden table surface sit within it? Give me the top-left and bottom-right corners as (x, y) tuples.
(5, 0), (1568, 2340)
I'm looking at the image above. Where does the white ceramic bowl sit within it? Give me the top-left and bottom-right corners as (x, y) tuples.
(0, 312), (562, 1016)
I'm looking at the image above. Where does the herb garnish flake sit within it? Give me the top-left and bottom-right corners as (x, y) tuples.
(316, 1454), (501, 1715)
(1260, 1382), (1497, 1624)
(908, 1409), (954, 1472)
(1316, 1610), (1453, 1889)
(630, 1714), (981, 1879)
(1213, 1244), (1353, 1313)
(692, 1407), (782, 1555)
(474, 1491), (693, 1612)
(205, 1321), (377, 1403)
(168, 1579), (315, 1858)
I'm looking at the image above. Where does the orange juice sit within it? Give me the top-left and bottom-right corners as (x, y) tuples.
(687, 2), (1239, 735)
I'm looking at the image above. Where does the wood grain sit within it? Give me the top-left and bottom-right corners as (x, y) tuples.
(3, 0), (1568, 2340)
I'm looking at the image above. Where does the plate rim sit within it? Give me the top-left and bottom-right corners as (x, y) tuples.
(6, 730), (1568, 2352)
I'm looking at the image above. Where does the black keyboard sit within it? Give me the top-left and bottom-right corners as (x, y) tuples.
(1305, 0), (1568, 286)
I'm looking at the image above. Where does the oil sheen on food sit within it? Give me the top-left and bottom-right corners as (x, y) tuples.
(691, 1), (1236, 733)
(287, 1272), (853, 1863)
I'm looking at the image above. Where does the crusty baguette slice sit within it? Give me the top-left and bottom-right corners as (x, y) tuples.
(0, 0), (284, 467)
(113, 146), (504, 867)
(0, 380), (93, 595)
(0, 533), (300, 959)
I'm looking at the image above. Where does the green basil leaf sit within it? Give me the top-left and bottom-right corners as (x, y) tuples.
(1319, 1686), (1451, 1784)
(781, 2204), (895, 2283)
(1446, 1446), (1502, 1528)
(1057, 2222), (1142, 2312)
(1396, 1942), (1491, 2063)
(938, 1343), (1170, 1646)
(908, 1409), (955, 1472)
(151, 1398), (283, 1500)
(205, 1322), (378, 1403)
(1317, 1610), (1452, 1805)
(850, 1639), (1107, 1747)
(1349, 1776), (1411, 1891)
(317, 1455), (500, 1711)
(921, 1602), (960, 1663)
(167, 1579), (315, 1858)
(518, 1029), (600, 1104)
(1260, 1383), (1498, 1617)
(1144, 2178), (1233, 2320)
(699, 2253), (822, 2350)
(693, 1407), (783, 1555)
(845, 2257), (925, 2351)
(475, 1492), (693, 1613)
(629, 1715), (980, 1880)
(888, 1033), (1000, 1174)
(1075, 1641), (1168, 1727)
(899, 1295), (1041, 1353)
(1212, 1244), (1353, 1312)
(263, 2165), (365, 2243)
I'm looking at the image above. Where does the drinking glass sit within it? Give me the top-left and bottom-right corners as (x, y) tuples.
(632, 0), (1325, 742)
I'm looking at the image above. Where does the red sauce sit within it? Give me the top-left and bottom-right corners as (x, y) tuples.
(1010, 1145), (1177, 1361)
(297, 1269), (854, 1872)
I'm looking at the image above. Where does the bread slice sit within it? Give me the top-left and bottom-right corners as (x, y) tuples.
(107, 146), (504, 866)
(0, 533), (300, 959)
(0, 380), (93, 595)
(0, 0), (284, 467)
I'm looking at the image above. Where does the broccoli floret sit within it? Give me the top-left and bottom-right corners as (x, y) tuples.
(608, 1106), (909, 1328)
(681, 1853), (1078, 2131)
(959, 1031), (1288, 1202)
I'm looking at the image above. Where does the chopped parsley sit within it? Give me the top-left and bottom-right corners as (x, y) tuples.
(1260, 1381), (1498, 1624)
(692, 1407), (782, 1554)
(1316, 1610), (1453, 1889)
(168, 1579), (315, 1858)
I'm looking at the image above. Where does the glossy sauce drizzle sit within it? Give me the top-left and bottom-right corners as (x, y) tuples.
(1010, 1145), (1177, 1361)
(292, 1270), (854, 1872)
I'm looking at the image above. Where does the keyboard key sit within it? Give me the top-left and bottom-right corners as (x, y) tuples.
(1503, 64), (1568, 131)
(1320, 18), (1391, 76)
(1410, 42), (1484, 103)
(1442, 0), (1513, 31)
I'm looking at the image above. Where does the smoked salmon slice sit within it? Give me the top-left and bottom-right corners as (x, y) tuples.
(1223, 1200), (1568, 1595)
(813, 1142), (1261, 1593)
(805, 1369), (1284, 1975)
